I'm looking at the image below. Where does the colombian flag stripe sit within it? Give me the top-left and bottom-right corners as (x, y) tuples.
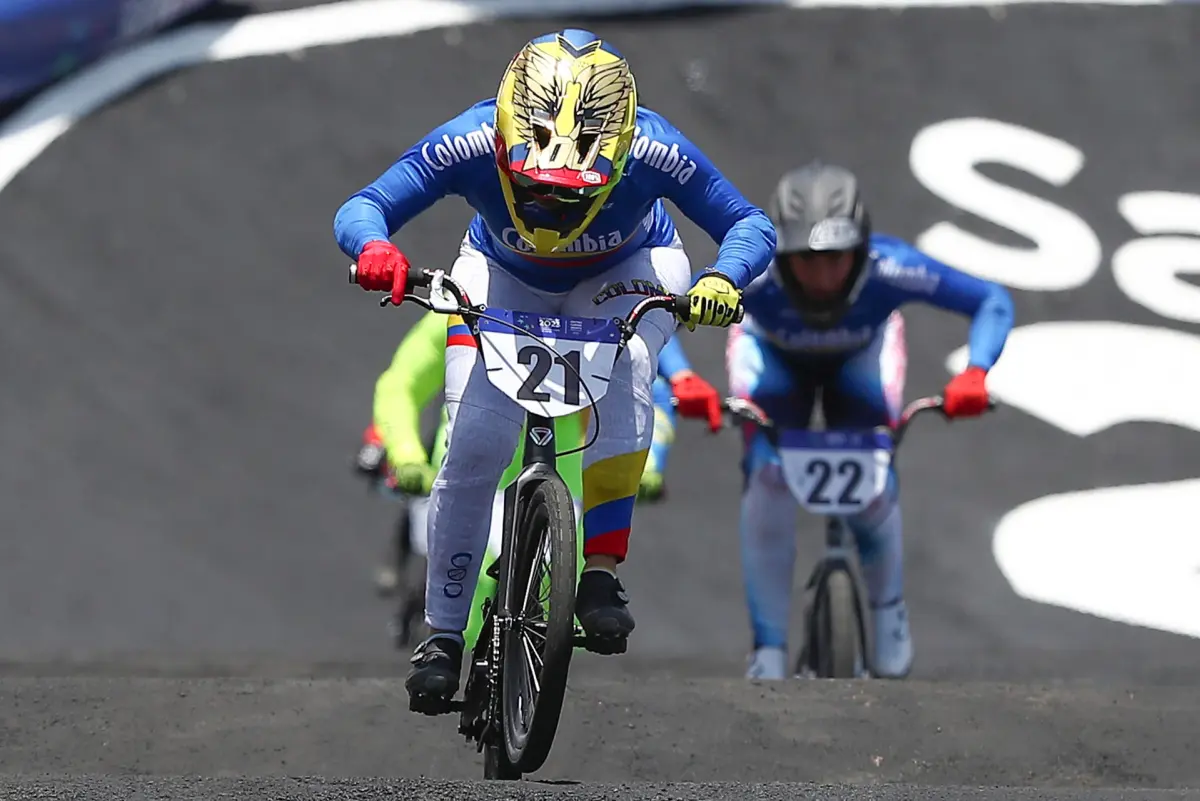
(447, 314), (475, 349)
(585, 528), (632, 560)
(583, 451), (647, 510)
(580, 449), (648, 562)
(582, 495), (636, 541)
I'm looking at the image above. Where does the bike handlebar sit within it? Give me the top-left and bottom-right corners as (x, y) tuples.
(349, 264), (741, 331)
(715, 393), (996, 450)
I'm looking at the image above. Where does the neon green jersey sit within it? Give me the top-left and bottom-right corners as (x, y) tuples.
(372, 311), (585, 498)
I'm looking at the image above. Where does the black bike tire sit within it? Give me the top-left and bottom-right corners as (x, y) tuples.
(818, 569), (861, 679)
(484, 741), (521, 780)
(500, 475), (578, 772)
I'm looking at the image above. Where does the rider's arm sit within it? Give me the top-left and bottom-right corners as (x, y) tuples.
(656, 332), (692, 381)
(647, 376), (676, 474)
(373, 311), (447, 465)
(636, 113), (776, 290)
(877, 235), (1015, 371)
(333, 101), (493, 258)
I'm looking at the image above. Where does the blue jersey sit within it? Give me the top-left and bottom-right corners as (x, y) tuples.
(334, 100), (775, 294)
(742, 234), (1014, 370)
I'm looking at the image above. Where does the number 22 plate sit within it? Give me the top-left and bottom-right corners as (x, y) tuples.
(777, 429), (893, 515)
(477, 310), (622, 418)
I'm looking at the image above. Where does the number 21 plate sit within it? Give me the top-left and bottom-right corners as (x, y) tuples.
(477, 310), (622, 419)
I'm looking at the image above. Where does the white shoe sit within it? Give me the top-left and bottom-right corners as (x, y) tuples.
(745, 646), (788, 680)
(872, 600), (913, 678)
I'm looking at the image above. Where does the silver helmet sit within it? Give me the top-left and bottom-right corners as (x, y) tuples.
(767, 161), (871, 328)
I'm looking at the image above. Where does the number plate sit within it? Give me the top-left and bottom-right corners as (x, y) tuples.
(777, 429), (893, 515)
(478, 310), (622, 418)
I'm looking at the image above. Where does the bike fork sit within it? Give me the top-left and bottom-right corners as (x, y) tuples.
(462, 412), (559, 750)
(797, 517), (875, 678)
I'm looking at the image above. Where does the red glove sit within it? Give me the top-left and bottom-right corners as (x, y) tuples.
(943, 366), (990, 418)
(670, 370), (722, 432)
(355, 240), (410, 305)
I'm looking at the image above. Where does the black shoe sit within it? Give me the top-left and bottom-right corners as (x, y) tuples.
(406, 634), (463, 714)
(576, 569), (635, 655)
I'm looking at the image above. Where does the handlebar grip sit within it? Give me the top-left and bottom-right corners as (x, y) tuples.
(673, 294), (690, 319)
(733, 302), (745, 324)
(348, 263), (359, 284)
(408, 269), (432, 289)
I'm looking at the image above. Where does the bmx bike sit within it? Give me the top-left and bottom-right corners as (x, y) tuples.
(711, 392), (994, 679)
(350, 263), (712, 778)
(353, 438), (432, 647)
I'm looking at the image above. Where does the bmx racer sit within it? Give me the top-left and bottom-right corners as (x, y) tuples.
(728, 161), (1014, 679)
(354, 312), (721, 648)
(334, 28), (774, 706)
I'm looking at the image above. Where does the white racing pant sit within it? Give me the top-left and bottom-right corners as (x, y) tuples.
(409, 492), (583, 564)
(409, 492), (504, 562)
(424, 234), (691, 633)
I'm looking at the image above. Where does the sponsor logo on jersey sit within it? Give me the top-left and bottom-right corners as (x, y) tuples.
(591, 278), (668, 306)
(630, 127), (697, 186)
(766, 324), (875, 353)
(501, 227), (625, 255)
(421, 123), (496, 172)
(874, 256), (941, 294)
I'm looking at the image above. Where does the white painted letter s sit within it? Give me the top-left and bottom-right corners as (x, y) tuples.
(910, 117), (1101, 292)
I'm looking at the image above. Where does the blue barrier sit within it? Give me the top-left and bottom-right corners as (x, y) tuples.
(0, 0), (215, 104)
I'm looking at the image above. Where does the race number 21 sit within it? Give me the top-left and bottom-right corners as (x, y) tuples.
(516, 344), (583, 406)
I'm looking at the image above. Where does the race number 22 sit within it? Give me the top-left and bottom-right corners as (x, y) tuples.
(806, 457), (866, 507)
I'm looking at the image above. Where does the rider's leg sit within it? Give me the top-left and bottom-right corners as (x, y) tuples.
(561, 238), (691, 647)
(826, 310), (912, 678)
(464, 490), (506, 651)
(727, 323), (816, 678)
(408, 243), (559, 699)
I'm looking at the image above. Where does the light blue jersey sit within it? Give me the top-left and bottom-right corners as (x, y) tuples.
(741, 234), (1014, 369)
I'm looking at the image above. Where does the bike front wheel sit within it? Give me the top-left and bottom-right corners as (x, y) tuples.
(500, 475), (578, 773)
(816, 569), (862, 678)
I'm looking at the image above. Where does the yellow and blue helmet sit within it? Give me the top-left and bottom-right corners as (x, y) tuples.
(494, 29), (638, 254)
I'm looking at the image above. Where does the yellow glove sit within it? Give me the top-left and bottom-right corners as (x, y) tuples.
(684, 273), (743, 331)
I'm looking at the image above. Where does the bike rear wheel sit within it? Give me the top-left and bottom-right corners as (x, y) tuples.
(500, 476), (578, 773)
(816, 569), (861, 678)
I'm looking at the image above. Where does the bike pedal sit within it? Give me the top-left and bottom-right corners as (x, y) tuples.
(580, 634), (628, 656)
(408, 693), (455, 716)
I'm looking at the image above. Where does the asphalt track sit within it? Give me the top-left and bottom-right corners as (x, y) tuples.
(2, 2), (1200, 798)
